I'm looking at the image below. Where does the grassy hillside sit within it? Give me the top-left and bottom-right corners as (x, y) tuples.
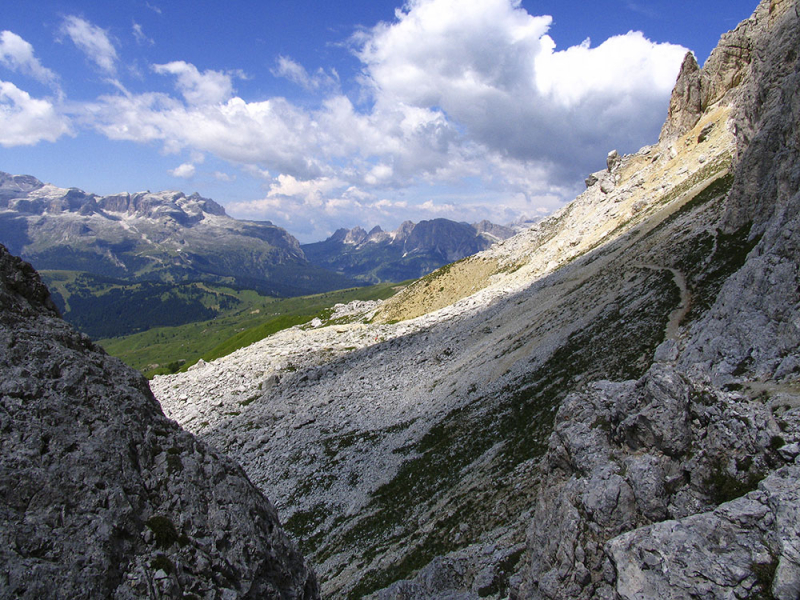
(98, 281), (404, 378)
(42, 271), (247, 339)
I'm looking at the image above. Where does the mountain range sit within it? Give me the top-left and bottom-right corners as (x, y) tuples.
(301, 219), (516, 283)
(0, 173), (515, 291)
(0, 176), (515, 336)
(2, 1), (799, 599)
(0, 174), (359, 297)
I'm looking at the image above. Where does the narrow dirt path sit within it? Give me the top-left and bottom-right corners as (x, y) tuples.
(635, 264), (691, 340)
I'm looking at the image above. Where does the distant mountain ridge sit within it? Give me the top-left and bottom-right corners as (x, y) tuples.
(0, 172), (355, 297)
(302, 218), (515, 283)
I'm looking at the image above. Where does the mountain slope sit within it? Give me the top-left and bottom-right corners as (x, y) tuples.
(152, 1), (800, 597)
(301, 219), (514, 283)
(0, 244), (319, 598)
(0, 177), (356, 296)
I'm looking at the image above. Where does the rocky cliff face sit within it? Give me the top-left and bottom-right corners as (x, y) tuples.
(0, 244), (318, 598)
(0, 176), (354, 297)
(152, 1), (800, 598)
(301, 218), (514, 283)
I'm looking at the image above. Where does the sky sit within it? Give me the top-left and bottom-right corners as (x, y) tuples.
(1, 0), (758, 242)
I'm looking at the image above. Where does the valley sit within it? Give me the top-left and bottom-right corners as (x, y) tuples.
(97, 280), (404, 377)
(152, 1), (800, 596)
(2, 0), (799, 598)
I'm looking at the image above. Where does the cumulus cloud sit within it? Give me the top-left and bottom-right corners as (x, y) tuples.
(267, 174), (345, 203)
(152, 61), (236, 105)
(273, 56), (339, 91)
(213, 171), (234, 182)
(60, 16), (118, 75)
(357, 0), (687, 182)
(169, 162), (195, 178)
(0, 31), (60, 89)
(0, 80), (72, 146)
(87, 91), (326, 177)
(78, 0), (688, 231)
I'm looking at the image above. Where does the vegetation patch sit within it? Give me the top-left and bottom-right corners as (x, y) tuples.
(284, 503), (331, 554)
(97, 280), (401, 377)
(685, 222), (761, 321)
(150, 555), (175, 575)
(704, 459), (765, 505)
(146, 516), (179, 549)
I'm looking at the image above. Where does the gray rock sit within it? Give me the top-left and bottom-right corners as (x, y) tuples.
(0, 245), (318, 599)
(606, 150), (621, 172)
(659, 52), (703, 143)
(148, 2), (800, 598)
(609, 465), (800, 600)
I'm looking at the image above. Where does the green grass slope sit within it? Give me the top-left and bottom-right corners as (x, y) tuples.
(98, 281), (404, 378)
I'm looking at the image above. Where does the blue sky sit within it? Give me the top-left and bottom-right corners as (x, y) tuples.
(1, 0), (757, 241)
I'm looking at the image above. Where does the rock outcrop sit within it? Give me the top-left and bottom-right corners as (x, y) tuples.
(516, 1), (800, 598)
(0, 244), (318, 598)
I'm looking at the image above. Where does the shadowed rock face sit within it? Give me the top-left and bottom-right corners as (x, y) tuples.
(0, 244), (319, 599)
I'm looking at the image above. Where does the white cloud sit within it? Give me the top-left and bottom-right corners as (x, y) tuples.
(273, 56), (339, 91)
(78, 0), (688, 231)
(357, 0), (686, 181)
(132, 22), (154, 46)
(267, 174), (346, 202)
(213, 171), (234, 182)
(0, 80), (72, 146)
(0, 31), (60, 89)
(169, 162), (195, 178)
(152, 61), (235, 105)
(60, 16), (118, 76)
(87, 91), (325, 177)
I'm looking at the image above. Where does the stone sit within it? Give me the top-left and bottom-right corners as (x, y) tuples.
(0, 245), (318, 599)
(144, 2), (800, 598)
(607, 150), (621, 172)
(659, 52), (703, 143)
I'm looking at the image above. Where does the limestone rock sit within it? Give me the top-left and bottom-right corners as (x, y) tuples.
(606, 150), (621, 172)
(659, 52), (703, 143)
(608, 465), (800, 600)
(0, 244), (318, 598)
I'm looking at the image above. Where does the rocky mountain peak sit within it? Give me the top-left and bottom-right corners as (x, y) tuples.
(0, 175), (354, 296)
(343, 226), (368, 245)
(0, 172), (45, 205)
(302, 218), (515, 283)
(660, 0), (793, 145)
(395, 220), (416, 239)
